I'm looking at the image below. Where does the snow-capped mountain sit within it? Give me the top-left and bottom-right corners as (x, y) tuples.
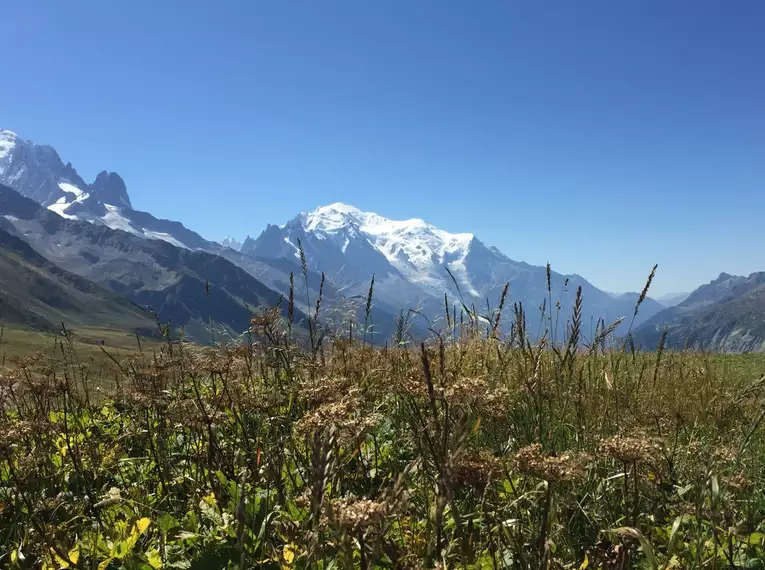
(0, 129), (212, 250)
(244, 203), (665, 335)
(1, 128), (664, 338)
(246, 203), (483, 298)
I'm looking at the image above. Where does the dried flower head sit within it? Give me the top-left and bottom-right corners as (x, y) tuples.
(394, 372), (431, 401)
(721, 472), (750, 495)
(453, 450), (504, 490)
(295, 396), (378, 443)
(299, 377), (355, 406)
(599, 435), (664, 464)
(514, 443), (591, 482)
(250, 307), (282, 336)
(328, 497), (389, 533)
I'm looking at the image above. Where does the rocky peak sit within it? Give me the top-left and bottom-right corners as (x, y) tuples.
(0, 129), (88, 205)
(90, 171), (131, 208)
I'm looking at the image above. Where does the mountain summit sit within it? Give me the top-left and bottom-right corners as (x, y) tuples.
(245, 202), (664, 336)
(0, 129), (211, 250)
(243, 203), (483, 301)
(221, 235), (244, 251)
(308, 203), (476, 295)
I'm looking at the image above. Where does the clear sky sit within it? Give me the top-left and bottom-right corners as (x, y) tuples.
(2, 1), (763, 296)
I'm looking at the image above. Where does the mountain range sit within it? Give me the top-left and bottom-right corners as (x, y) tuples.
(0, 223), (155, 334)
(633, 272), (765, 352)
(1, 127), (762, 351)
(242, 202), (669, 338)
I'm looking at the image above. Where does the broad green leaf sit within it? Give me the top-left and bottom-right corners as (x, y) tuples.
(68, 548), (80, 566)
(146, 549), (163, 569)
(120, 518), (151, 556)
(157, 514), (179, 533)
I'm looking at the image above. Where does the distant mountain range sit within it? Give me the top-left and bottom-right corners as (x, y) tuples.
(653, 292), (690, 307)
(3, 127), (760, 351)
(243, 203), (666, 338)
(634, 272), (765, 352)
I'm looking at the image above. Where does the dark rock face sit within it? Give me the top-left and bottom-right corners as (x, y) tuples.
(91, 171), (132, 208)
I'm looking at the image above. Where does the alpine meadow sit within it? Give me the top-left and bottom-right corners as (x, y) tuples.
(2, 1), (765, 569)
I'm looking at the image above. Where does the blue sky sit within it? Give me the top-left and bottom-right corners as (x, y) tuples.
(2, 0), (763, 296)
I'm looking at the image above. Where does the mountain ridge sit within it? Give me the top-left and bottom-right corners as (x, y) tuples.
(1, 128), (667, 342)
(0, 184), (307, 341)
(0, 129), (214, 250)
(0, 223), (155, 333)
(244, 202), (665, 337)
(634, 272), (765, 352)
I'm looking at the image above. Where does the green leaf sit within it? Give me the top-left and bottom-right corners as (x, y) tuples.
(146, 549), (163, 569)
(157, 514), (179, 533)
(176, 531), (199, 541)
(116, 518), (151, 558)
(668, 515), (686, 553)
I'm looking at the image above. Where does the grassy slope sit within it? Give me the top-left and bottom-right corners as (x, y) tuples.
(0, 324), (161, 395)
(0, 226), (155, 334)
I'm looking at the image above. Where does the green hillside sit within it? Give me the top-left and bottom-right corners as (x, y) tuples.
(0, 227), (155, 334)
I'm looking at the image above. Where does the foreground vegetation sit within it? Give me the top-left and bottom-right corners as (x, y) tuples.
(2, 281), (765, 569)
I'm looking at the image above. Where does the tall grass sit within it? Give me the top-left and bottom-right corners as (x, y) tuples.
(1, 272), (764, 569)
